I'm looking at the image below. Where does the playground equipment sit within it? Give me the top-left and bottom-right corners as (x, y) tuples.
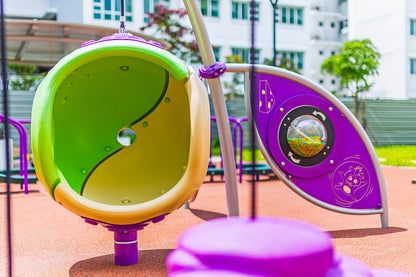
(207, 116), (244, 183)
(207, 116), (273, 183)
(0, 115), (37, 192)
(226, 64), (389, 228)
(167, 217), (408, 277)
(31, 33), (210, 265)
(29, 0), (389, 269)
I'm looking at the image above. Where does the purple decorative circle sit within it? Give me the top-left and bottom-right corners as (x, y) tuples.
(267, 95), (345, 178)
(330, 159), (373, 207)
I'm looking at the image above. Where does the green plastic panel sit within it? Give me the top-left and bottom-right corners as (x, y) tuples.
(82, 75), (191, 205)
(32, 40), (191, 197)
(53, 56), (168, 194)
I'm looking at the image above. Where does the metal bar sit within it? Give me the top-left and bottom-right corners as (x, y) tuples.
(183, 0), (239, 216)
(7, 35), (86, 44)
(15, 24), (36, 61)
(0, 0), (13, 274)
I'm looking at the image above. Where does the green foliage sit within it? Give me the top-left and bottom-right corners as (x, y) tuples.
(321, 39), (381, 129)
(321, 39), (381, 95)
(140, 4), (201, 63)
(242, 148), (266, 162)
(264, 57), (300, 74)
(223, 55), (244, 100)
(374, 145), (416, 167)
(8, 64), (44, 91)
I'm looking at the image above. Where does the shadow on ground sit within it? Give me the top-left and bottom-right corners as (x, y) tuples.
(189, 208), (227, 221)
(329, 227), (407, 238)
(69, 249), (173, 277)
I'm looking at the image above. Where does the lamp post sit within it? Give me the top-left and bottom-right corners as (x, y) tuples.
(269, 0), (278, 66)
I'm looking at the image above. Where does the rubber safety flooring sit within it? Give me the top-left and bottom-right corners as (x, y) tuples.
(1, 166), (415, 276)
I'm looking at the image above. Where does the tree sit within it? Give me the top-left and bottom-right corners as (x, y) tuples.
(140, 4), (201, 63)
(264, 57), (300, 74)
(321, 39), (381, 130)
(8, 64), (44, 91)
(224, 55), (244, 101)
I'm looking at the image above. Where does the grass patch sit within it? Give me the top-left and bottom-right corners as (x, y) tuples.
(374, 145), (416, 167)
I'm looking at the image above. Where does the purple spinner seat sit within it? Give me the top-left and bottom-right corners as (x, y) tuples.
(167, 217), (411, 277)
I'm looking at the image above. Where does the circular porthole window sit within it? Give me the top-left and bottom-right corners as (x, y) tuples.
(287, 115), (327, 158)
(117, 128), (136, 146)
(278, 106), (334, 167)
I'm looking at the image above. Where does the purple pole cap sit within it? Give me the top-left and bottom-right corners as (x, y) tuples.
(199, 63), (226, 79)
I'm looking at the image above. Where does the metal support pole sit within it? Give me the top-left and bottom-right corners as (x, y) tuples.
(183, 0), (239, 216)
(270, 0), (278, 66)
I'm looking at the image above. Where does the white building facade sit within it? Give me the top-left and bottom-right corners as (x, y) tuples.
(348, 0), (416, 99)
(5, 0), (348, 93)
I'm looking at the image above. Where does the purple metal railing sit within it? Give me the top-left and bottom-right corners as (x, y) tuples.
(209, 116), (246, 183)
(0, 114), (30, 193)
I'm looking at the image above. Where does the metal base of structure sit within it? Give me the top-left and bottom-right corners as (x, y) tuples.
(84, 214), (167, 266)
(114, 230), (138, 266)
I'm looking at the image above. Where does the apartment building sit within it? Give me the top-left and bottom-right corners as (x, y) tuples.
(4, 0), (348, 93)
(348, 0), (416, 99)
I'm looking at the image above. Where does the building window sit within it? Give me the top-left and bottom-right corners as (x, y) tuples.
(319, 50), (324, 55)
(296, 52), (303, 70)
(411, 59), (416, 75)
(276, 51), (304, 70)
(297, 9), (303, 25)
(231, 47), (260, 63)
(289, 8), (295, 24)
(278, 6), (303, 26)
(231, 1), (259, 21)
(144, 0), (170, 22)
(93, 0), (133, 22)
(281, 7), (287, 23)
(213, 47), (221, 61)
(200, 0), (220, 18)
(411, 19), (416, 35)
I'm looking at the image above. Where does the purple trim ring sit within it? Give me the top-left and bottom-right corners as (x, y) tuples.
(199, 63), (226, 79)
(80, 33), (164, 49)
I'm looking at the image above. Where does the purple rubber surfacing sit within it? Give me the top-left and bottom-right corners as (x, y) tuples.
(252, 73), (383, 210)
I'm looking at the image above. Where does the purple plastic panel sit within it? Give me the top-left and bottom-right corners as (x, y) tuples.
(253, 73), (383, 210)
